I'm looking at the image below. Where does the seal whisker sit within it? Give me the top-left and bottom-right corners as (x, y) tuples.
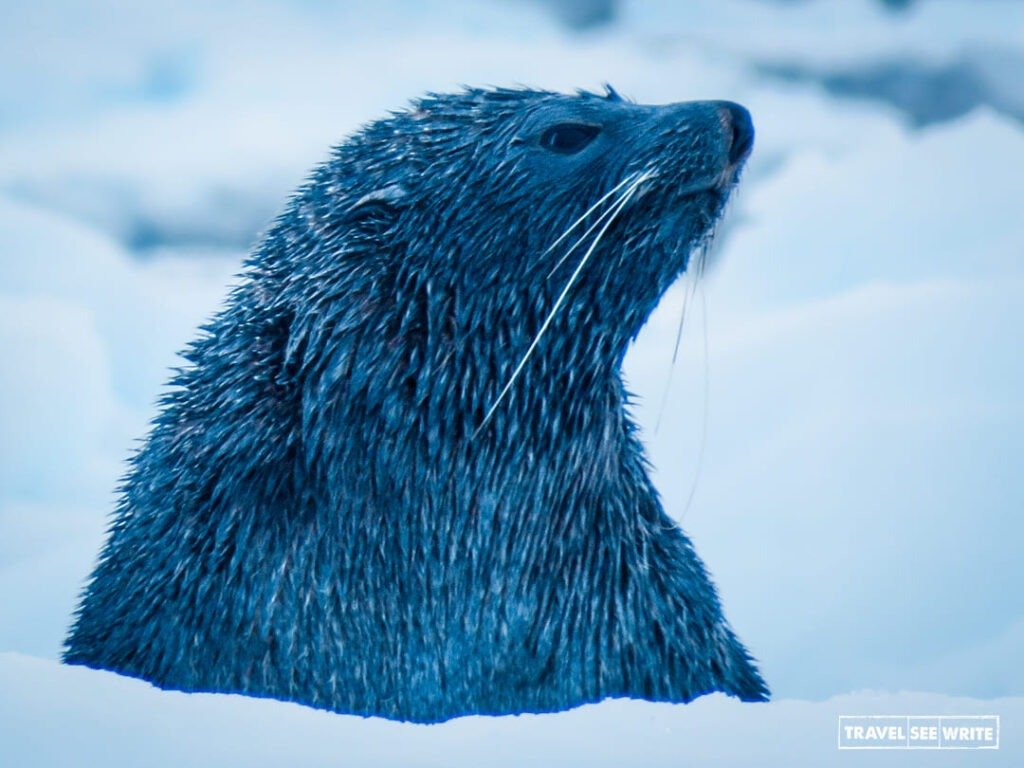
(680, 281), (711, 522)
(476, 171), (651, 435)
(652, 278), (694, 436)
(541, 170), (644, 257)
(653, 227), (713, 436)
(545, 169), (656, 280)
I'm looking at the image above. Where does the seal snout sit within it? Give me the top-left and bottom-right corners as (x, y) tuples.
(717, 101), (755, 166)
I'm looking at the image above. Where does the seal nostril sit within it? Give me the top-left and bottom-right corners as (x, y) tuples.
(718, 101), (754, 165)
(730, 120), (753, 163)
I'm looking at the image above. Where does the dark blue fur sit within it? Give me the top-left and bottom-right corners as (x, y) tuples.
(64, 87), (768, 722)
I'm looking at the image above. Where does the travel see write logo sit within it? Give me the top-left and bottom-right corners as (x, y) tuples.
(838, 716), (999, 749)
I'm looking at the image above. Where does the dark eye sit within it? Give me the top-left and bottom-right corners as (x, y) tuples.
(539, 123), (601, 154)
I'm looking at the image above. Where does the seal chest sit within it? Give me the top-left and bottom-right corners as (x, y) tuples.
(64, 86), (767, 722)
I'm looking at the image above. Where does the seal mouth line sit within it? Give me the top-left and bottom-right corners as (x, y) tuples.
(474, 168), (656, 436)
(681, 169), (737, 198)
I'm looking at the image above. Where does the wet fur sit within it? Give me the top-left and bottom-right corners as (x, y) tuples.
(64, 87), (768, 722)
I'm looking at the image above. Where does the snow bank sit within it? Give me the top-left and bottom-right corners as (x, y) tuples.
(0, 196), (239, 657)
(1, 653), (1020, 767)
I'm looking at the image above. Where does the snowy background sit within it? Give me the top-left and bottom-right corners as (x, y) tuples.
(1, 0), (1022, 764)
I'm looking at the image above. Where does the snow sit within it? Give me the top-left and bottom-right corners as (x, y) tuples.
(1, 653), (1021, 767)
(0, 0), (1021, 763)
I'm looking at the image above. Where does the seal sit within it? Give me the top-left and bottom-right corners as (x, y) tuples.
(64, 86), (767, 722)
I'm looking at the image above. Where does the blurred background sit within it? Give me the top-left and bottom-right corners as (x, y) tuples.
(1, 0), (1022, 708)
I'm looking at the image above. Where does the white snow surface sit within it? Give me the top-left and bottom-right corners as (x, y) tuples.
(1, 653), (1021, 767)
(0, 0), (1022, 763)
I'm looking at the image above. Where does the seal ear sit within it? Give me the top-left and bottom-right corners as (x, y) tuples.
(342, 183), (408, 225)
(603, 83), (624, 102)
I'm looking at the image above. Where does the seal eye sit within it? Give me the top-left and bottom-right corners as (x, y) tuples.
(539, 123), (601, 154)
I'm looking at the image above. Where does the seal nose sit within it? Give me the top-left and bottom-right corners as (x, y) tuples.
(717, 101), (754, 165)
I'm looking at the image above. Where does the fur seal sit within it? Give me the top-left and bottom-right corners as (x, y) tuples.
(64, 86), (767, 722)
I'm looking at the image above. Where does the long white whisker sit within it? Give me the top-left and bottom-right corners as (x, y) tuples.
(474, 175), (648, 436)
(546, 170), (655, 280)
(652, 277), (692, 436)
(680, 281), (710, 522)
(541, 171), (642, 257)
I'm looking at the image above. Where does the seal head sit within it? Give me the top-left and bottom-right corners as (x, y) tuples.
(64, 87), (767, 722)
